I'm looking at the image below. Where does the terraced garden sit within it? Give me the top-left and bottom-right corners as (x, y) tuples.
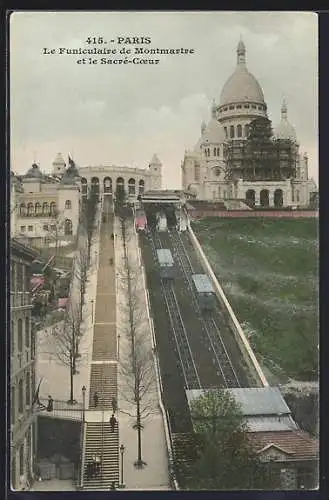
(192, 218), (318, 381)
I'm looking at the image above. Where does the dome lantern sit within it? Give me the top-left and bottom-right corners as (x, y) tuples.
(274, 99), (297, 142)
(237, 38), (246, 66)
(219, 40), (265, 107)
(211, 99), (217, 118)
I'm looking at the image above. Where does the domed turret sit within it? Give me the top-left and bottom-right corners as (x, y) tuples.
(52, 152), (66, 175)
(274, 100), (297, 141)
(149, 154), (162, 167)
(201, 102), (225, 145)
(219, 40), (265, 106)
(25, 163), (43, 179)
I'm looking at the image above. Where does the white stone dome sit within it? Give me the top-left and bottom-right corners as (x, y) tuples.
(202, 118), (225, 144)
(220, 41), (265, 106)
(201, 100), (225, 144)
(53, 152), (66, 165)
(274, 100), (297, 141)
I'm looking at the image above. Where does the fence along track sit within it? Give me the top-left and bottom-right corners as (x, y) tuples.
(169, 231), (241, 388)
(149, 232), (201, 390)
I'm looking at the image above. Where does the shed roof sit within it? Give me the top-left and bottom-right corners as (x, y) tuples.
(157, 249), (174, 266)
(186, 387), (291, 417)
(191, 274), (214, 294)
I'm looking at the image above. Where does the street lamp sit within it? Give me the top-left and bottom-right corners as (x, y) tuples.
(91, 299), (94, 323)
(82, 386), (86, 422)
(119, 444), (125, 489)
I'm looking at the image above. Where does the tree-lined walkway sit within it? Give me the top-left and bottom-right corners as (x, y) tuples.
(82, 212), (120, 490)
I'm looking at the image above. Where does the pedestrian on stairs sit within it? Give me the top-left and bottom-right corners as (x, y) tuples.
(110, 413), (117, 433)
(93, 391), (99, 408)
(111, 396), (117, 413)
(110, 481), (116, 490)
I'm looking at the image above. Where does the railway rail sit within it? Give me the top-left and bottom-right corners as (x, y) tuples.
(169, 230), (241, 388)
(149, 232), (202, 390)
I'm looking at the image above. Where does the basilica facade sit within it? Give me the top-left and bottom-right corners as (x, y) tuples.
(181, 40), (317, 208)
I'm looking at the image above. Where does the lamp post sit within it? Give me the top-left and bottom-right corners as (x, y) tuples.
(119, 444), (125, 488)
(91, 299), (94, 323)
(82, 386), (86, 423)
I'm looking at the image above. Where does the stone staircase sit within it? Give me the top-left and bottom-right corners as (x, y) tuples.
(89, 364), (118, 408)
(81, 211), (120, 491)
(82, 421), (119, 490)
(92, 324), (117, 361)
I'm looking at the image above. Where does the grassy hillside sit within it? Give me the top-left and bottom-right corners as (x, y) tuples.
(192, 218), (318, 381)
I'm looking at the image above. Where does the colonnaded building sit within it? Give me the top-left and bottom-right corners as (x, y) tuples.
(11, 153), (162, 242)
(181, 40), (317, 208)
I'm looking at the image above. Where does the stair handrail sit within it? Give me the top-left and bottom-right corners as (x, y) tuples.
(79, 414), (87, 489)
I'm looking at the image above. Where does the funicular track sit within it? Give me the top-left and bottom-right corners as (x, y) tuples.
(151, 232), (201, 390)
(168, 230), (241, 388)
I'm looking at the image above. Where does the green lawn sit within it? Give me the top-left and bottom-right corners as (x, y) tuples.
(192, 218), (319, 381)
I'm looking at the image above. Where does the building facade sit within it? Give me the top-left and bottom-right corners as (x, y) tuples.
(11, 239), (40, 490)
(78, 154), (162, 200)
(13, 155), (80, 244)
(181, 41), (317, 208)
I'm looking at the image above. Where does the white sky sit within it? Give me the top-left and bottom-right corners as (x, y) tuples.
(10, 11), (318, 188)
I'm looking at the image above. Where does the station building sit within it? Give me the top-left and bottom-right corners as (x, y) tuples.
(12, 154), (80, 245)
(181, 40), (317, 208)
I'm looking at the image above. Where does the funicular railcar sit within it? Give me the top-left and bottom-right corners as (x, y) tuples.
(157, 248), (176, 279)
(191, 273), (216, 311)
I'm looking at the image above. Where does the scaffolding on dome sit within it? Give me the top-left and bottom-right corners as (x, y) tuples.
(224, 135), (298, 182)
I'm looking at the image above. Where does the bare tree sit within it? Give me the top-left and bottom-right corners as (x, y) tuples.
(119, 219), (157, 468)
(74, 234), (89, 320)
(46, 208), (65, 259)
(50, 301), (82, 404)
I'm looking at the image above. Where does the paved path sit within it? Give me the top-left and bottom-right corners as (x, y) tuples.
(114, 216), (170, 490)
(36, 204), (102, 405)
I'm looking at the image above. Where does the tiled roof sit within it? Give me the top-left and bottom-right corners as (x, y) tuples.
(248, 430), (319, 461)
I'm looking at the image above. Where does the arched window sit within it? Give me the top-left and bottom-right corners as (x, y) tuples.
(260, 189), (270, 207)
(218, 186), (221, 198)
(81, 177), (88, 194)
(237, 125), (242, 138)
(20, 204), (26, 216)
(26, 372), (31, 406)
(296, 190), (300, 203)
(274, 189), (284, 207)
(103, 177), (112, 194)
(138, 179), (145, 195)
(194, 164), (200, 181)
(18, 379), (23, 414)
(27, 203), (34, 216)
(244, 124), (249, 137)
(224, 127), (228, 138)
(17, 318), (23, 352)
(25, 317), (30, 348)
(217, 147), (220, 156)
(42, 202), (49, 215)
(213, 148), (217, 156)
(65, 200), (72, 209)
(230, 126), (235, 138)
(245, 189), (256, 208)
(35, 202), (42, 215)
(91, 177), (100, 196)
(64, 219), (73, 235)
(128, 178), (136, 195)
(49, 202), (57, 216)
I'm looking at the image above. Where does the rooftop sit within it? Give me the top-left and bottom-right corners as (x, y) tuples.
(248, 430), (319, 461)
(186, 387), (292, 417)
